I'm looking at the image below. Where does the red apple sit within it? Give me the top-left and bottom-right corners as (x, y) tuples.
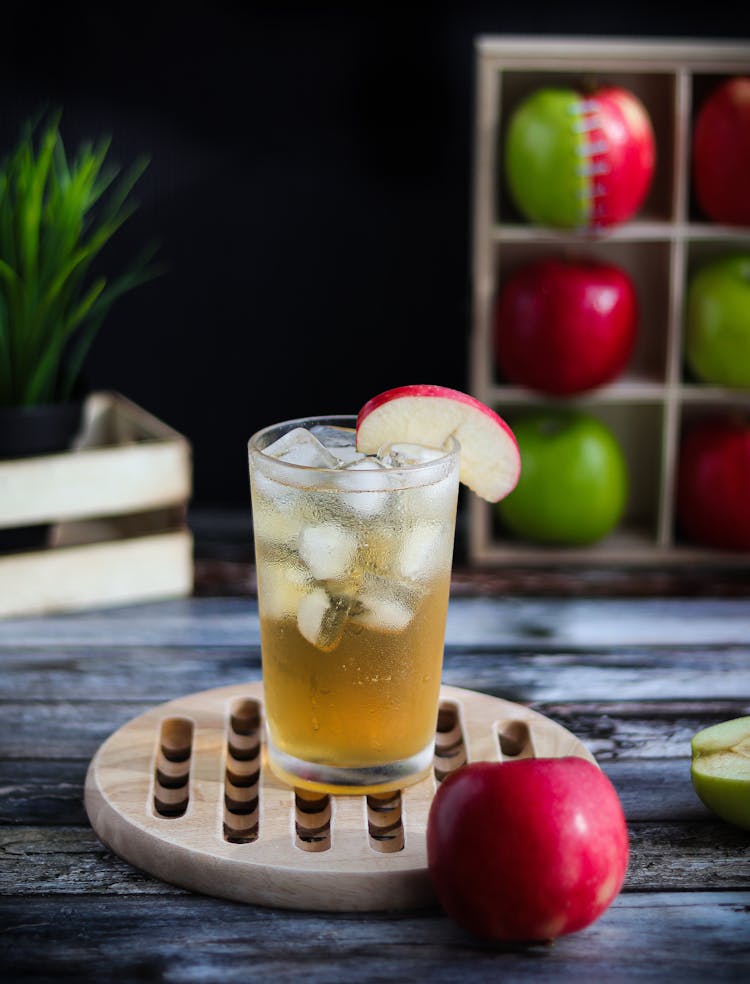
(356, 384), (521, 502)
(426, 758), (629, 942)
(676, 417), (750, 550)
(494, 257), (638, 396)
(504, 85), (656, 230)
(692, 77), (750, 226)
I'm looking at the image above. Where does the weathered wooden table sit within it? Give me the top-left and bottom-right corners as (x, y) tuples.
(2, 584), (749, 981)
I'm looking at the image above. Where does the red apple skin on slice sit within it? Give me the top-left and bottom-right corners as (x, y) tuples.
(356, 384), (520, 503)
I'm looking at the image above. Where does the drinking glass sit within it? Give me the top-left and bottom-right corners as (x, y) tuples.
(248, 415), (460, 794)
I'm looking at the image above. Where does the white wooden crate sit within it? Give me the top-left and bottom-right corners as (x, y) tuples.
(469, 36), (750, 566)
(0, 392), (193, 615)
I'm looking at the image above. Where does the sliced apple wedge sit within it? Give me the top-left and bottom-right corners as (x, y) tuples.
(690, 716), (750, 831)
(356, 384), (520, 502)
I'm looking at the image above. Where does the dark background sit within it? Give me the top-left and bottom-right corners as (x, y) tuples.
(3, 3), (748, 508)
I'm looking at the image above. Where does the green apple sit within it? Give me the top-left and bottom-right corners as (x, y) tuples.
(686, 253), (750, 387)
(496, 411), (627, 545)
(691, 717), (750, 830)
(503, 85), (655, 230)
(505, 88), (587, 228)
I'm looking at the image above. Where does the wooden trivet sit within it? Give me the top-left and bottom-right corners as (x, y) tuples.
(85, 682), (595, 911)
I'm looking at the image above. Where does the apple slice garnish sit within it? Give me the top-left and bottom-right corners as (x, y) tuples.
(691, 716), (750, 831)
(356, 384), (520, 502)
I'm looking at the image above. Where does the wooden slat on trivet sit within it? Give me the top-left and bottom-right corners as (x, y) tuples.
(85, 683), (595, 911)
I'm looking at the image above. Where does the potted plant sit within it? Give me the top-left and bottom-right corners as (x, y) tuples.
(0, 113), (157, 549)
(0, 114), (156, 450)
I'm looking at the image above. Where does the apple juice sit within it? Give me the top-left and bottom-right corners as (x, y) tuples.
(248, 417), (459, 794)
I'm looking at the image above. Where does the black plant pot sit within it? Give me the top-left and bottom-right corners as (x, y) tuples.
(0, 400), (85, 553)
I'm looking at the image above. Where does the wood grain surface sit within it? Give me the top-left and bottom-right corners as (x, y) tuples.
(2, 593), (749, 982)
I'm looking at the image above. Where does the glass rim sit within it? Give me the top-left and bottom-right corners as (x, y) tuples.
(248, 414), (460, 488)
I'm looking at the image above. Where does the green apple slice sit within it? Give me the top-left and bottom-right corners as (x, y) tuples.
(690, 717), (750, 830)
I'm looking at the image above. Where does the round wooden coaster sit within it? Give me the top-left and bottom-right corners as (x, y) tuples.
(85, 682), (595, 912)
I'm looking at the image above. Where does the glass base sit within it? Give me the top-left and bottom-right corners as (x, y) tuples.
(265, 732), (434, 796)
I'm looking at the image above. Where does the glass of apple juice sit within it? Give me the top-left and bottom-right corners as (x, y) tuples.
(248, 415), (460, 795)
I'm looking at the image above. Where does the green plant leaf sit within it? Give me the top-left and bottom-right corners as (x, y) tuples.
(98, 155), (149, 227)
(64, 276), (106, 335)
(0, 113), (156, 405)
(60, 243), (161, 398)
(0, 288), (11, 403)
(19, 117), (59, 284)
(0, 258), (23, 370)
(21, 331), (64, 404)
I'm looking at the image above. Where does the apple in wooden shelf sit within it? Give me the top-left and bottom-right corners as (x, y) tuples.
(692, 77), (750, 226)
(496, 410), (628, 546)
(504, 85), (656, 230)
(676, 417), (750, 550)
(494, 257), (638, 396)
(426, 758), (629, 941)
(685, 253), (750, 388)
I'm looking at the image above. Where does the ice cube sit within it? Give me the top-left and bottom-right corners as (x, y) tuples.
(340, 457), (390, 517)
(356, 592), (413, 634)
(258, 563), (313, 621)
(252, 503), (304, 547)
(331, 445), (369, 466)
(343, 456), (387, 472)
(353, 576), (417, 633)
(263, 427), (339, 469)
(298, 522), (358, 580)
(309, 424), (356, 449)
(397, 523), (448, 580)
(422, 475), (459, 519)
(377, 442), (446, 468)
(250, 468), (300, 515)
(309, 425), (369, 467)
(297, 587), (357, 652)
